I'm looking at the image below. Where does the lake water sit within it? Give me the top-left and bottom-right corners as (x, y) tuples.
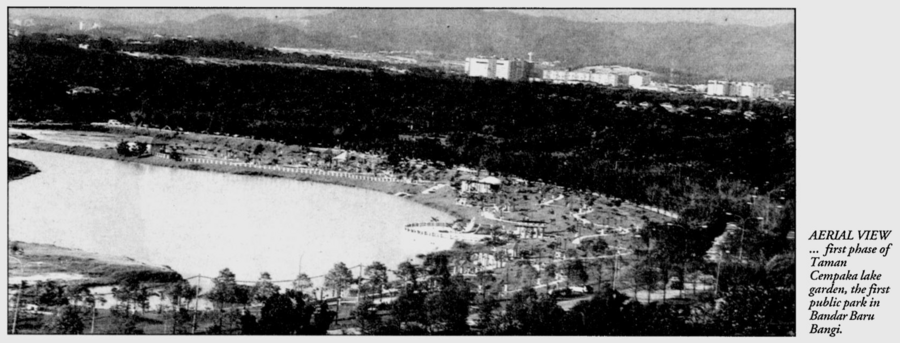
(9, 149), (456, 291)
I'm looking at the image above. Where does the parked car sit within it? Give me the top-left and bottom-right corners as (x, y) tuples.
(568, 285), (594, 295)
(549, 287), (572, 297)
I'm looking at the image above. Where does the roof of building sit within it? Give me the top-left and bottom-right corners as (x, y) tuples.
(458, 174), (479, 181)
(479, 176), (503, 185)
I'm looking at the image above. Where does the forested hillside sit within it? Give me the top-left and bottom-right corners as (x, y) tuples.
(301, 10), (794, 82)
(9, 34), (795, 221)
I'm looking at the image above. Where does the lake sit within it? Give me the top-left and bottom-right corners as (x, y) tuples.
(9, 148), (456, 290)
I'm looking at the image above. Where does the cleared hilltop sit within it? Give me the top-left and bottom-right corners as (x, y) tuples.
(9, 241), (182, 287)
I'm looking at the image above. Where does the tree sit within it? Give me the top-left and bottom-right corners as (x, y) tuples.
(765, 253), (795, 289)
(163, 279), (197, 310)
(253, 143), (265, 155)
(476, 295), (500, 333)
(33, 280), (69, 308)
(163, 307), (193, 334)
(78, 289), (106, 334)
(310, 302), (336, 334)
(252, 272), (281, 304)
(208, 268), (239, 309)
(710, 286), (794, 335)
(588, 238), (610, 256)
(494, 287), (566, 335)
(43, 305), (85, 334)
(516, 262), (540, 288)
(474, 270), (496, 300)
(111, 278), (151, 314)
(561, 284), (630, 335)
(324, 262), (354, 308)
(237, 309), (258, 335)
(258, 293), (304, 334)
(394, 261), (420, 289)
(388, 284), (427, 333)
(629, 260), (661, 303)
(422, 252), (452, 282)
(129, 110), (145, 126)
(646, 221), (708, 300)
(356, 297), (385, 334)
(543, 263), (558, 281)
(292, 273), (314, 296)
(116, 141), (131, 156)
(564, 259), (589, 285)
(423, 274), (471, 334)
(161, 280), (197, 334)
(107, 305), (143, 334)
(234, 285), (254, 308)
(364, 262), (389, 300)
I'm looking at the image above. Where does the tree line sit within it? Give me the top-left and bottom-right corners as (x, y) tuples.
(8, 34), (795, 212)
(10, 251), (793, 335)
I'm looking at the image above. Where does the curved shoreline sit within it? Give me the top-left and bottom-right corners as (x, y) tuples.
(10, 140), (467, 222)
(10, 143), (467, 285)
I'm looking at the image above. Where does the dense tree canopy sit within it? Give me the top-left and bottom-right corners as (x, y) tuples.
(9, 35), (795, 219)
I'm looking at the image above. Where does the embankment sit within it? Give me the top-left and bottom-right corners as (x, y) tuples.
(9, 241), (182, 287)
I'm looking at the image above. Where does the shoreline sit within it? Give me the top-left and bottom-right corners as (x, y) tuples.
(9, 141), (472, 286)
(10, 140), (469, 223)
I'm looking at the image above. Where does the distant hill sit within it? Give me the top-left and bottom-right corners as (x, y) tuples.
(294, 10), (793, 83)
(10, 9), (794, 83)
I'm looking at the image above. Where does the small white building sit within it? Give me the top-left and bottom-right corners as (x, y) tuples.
(461, 176), (503, 194)
(707, 80), (729, 96)
(628, 74), (650, 87)
(616, 100), (632, 108)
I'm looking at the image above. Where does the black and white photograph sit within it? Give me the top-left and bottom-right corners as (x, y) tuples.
(2, 4), (885, 338)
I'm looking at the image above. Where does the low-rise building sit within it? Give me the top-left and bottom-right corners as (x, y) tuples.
(706, 80), (730, 96)
(461, 176), (503, 194)
(130, 136), (168, 155)
(465, 57), (532, 81)
(628, 74), (650, 87)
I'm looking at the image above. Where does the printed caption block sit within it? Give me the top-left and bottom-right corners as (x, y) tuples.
(807, 230), (893, 337)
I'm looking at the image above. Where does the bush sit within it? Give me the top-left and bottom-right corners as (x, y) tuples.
(43, 305), (85, 334)
(116, 141), (130, 156)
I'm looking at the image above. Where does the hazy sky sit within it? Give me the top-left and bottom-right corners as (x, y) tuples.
(9, 8), (793, 27)
(511, 9), (793, 26)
